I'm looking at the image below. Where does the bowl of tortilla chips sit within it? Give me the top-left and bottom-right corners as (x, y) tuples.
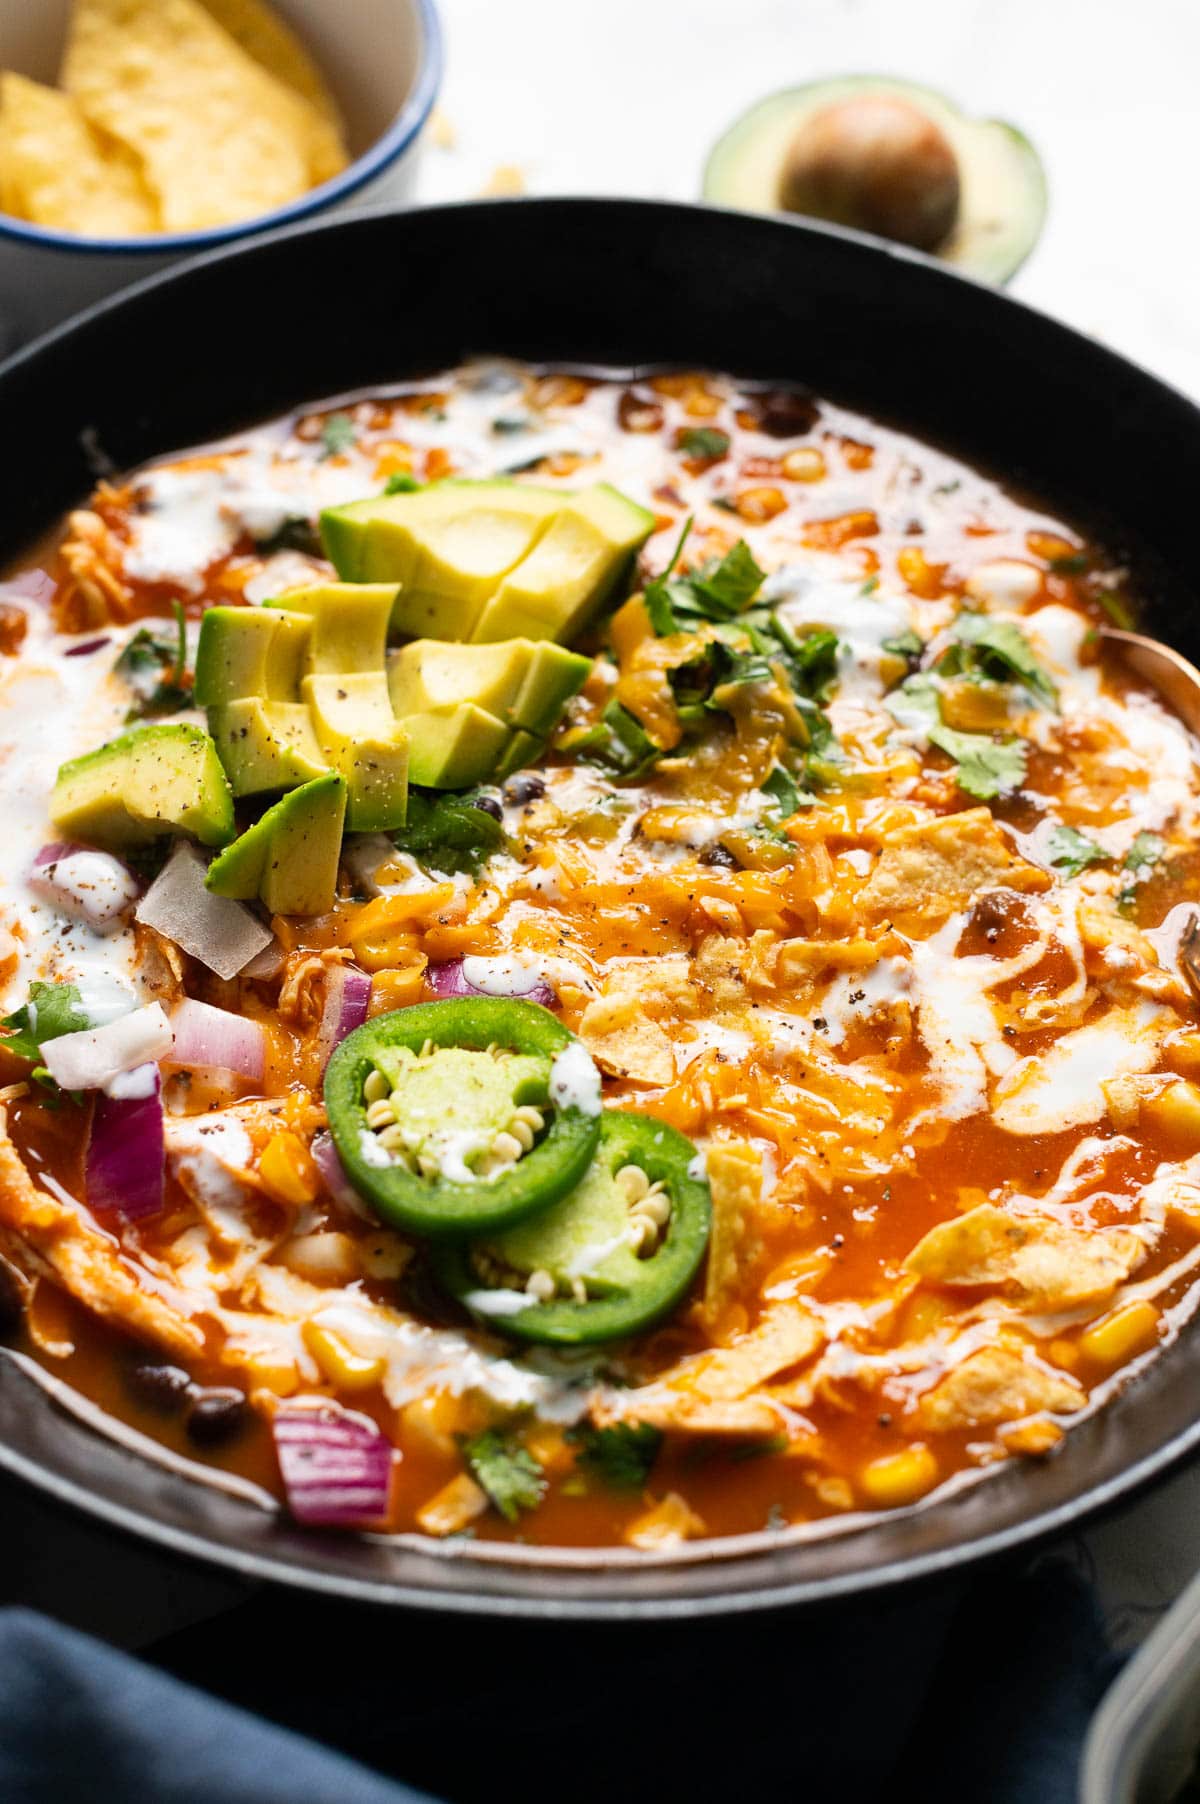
(0, 0), (441, 344)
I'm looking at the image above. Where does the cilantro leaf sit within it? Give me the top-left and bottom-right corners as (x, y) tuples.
(642, 518), (695, 634)
(947, 613), (1058, 708)
(320, 412), (357, 458)
(642, 520), (765, 633)
(383, 472), (421, 495)
(888, 674), (1028, 801)
(1049, 552), (1088, 575)
(569, 1422), (663, 1490)
(463, 1430), (545, 1522)
(882, 628), (924, 660)
(677, 427), (730, 460)
(253, 516), (322, 557)
(1097, 591), (1136, 630)
(1, 981), (89, 1083)
(1124, 831), (1165, 875)
(115, 600), (193, 721)
(761, 764), (807, 820)
(390, 789), (507, 878)
(771, 622), (839, 701)
(1046, 824), (1108, 878)
(928, 724), (1028, 800)
(562, 699), (661, 779)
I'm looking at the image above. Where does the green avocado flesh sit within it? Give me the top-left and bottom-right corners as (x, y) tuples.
(319, 478), (654, 643)
(50, 723), (235, 850)
(702, 75), (1046, 285)
(435, 1112), (713, 1345)
(206, 771), (346, 915)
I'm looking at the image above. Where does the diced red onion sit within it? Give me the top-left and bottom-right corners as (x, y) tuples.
(135, 843), (272, 980)
(315, 965), (372, 1070)
(311, 1131), (370, 1218)
(428, 956), (554, 1009)
(0, 570), (55, 608)
(30, 842), (138, 933)
(86, 1064), (164, 1220)
(40, 1002), (173, 1092)
(168, 998), (265, 1083)
(273, 1403), (394, 1528)
(62, 636), (111, 658)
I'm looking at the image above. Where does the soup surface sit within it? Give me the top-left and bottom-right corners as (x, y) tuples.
(3, 361), (1200, 1553)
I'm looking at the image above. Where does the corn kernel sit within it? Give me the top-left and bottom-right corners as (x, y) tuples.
(1079, 1299), (1160, 1368)
(1001, 1417), (1064, 1457)
(400, 1391), (477, 1460)
(1143, 1079), (1200, 1146)
(258, 1132), (320, 1208)
(782, 446), (826, 482)
(416, 1473), (490, 1537)
(939, 678), (1011, 732)
(302, 1320), (385, 1390)
(735, 485), (788, 523)
(859, 1443), (939, 1508)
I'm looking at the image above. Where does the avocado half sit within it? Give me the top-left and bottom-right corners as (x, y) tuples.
(702, 75), (1046, 285)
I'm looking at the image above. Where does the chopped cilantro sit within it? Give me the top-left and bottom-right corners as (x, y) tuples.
(383, 471), (421, 495)
(882, 628), (924, 660)
(945, 613), (1058, 708)
(642, 519), (765, 633)
(1, 981), (90, 1088)
(761, 764), (808, 821)
(463, 1430), (545, 1522)
(859, 575), (880, 597)
(390, 789), (507, 877)
(491, 416), (530, 435)
(1046, 824), (1108, 878)
(677, 427), (730, 460)
(114, 601), (192, 720)
(1097, 591), (1136, 630)
(1049, 552), (1089, 575)
(569, 1421), (663, 1490)
(319, 412), (357, 458)
(1125, 831), (1165, 875)
(253, 515), (322, 558)
(889, 674), (1027, 801)
(563, 699), (662, 779)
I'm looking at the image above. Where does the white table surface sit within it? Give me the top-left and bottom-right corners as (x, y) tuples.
(8, 0), (1200, 1655)
(418, 0), (1200, 1646)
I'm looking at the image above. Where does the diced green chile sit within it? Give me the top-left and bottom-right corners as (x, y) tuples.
(324, 999), (601, 1237)
(434, 1111), (712, 1343)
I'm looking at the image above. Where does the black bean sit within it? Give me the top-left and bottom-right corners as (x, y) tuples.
(185, 1387), (248, 1446)
(127, 1361), (193, 1413)
(472, 794), (503, 821)
(748, 387), (819, 438)
(502, 773), (545, 805)
(0, 1259), (25, 1335)
(699, 842), (740, 869)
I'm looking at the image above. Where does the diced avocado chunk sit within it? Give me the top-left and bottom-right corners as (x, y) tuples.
(472, 485), (655, 644)
(403, 704), (513, 790)
(208, 699), (328, 797)
(386, 636), (590, 737)
(274, 583), (399, 675)
(302, 672), (408, 831)
(193, 607), (311, 706)
(50, 724), (235, 850)
(494, 728), (545, 782)
(320, 480), (562, 640)
(206, 772), (346, 916)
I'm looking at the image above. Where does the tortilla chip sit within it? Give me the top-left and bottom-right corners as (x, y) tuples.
(905, 1203), (1146, 1311)
(862, 808), (1049, 926)
(702, 1141), (763, 1332)
(593, 1389), (783, 1439)
(198, 0), (347, 183)
(916, 1336), (1084, 1432)
(62, 0), (341, 230)
(0, 71), (158, 234)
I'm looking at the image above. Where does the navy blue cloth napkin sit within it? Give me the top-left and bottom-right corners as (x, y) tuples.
(0, 1553), (1122, 1804)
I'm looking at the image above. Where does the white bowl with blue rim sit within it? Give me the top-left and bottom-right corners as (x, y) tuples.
(0, 0), (442, 349)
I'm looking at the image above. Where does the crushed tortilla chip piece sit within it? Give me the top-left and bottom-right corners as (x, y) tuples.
(916, 1336), (1084, 1432)
(625, 1491), (706, 1549)
(0, 71), (158, 234)
(905, 1203), (1146, 1311)
(62, 0), (342, 231)
(862, 808), (1049, 925)
(702, 1140), (763, 1333)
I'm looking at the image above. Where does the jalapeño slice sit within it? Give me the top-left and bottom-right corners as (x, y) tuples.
(324, 999), (602, 1237)
(434, 1111), (712, 1344)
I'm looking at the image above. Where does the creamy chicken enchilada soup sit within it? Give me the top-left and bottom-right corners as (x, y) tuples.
(2, 360), (1199, 1553)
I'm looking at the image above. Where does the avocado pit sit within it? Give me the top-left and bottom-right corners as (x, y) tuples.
(778, 93), (961, 251)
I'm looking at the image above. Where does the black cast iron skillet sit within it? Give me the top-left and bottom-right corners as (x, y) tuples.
(2, 198), (1199, 1620)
